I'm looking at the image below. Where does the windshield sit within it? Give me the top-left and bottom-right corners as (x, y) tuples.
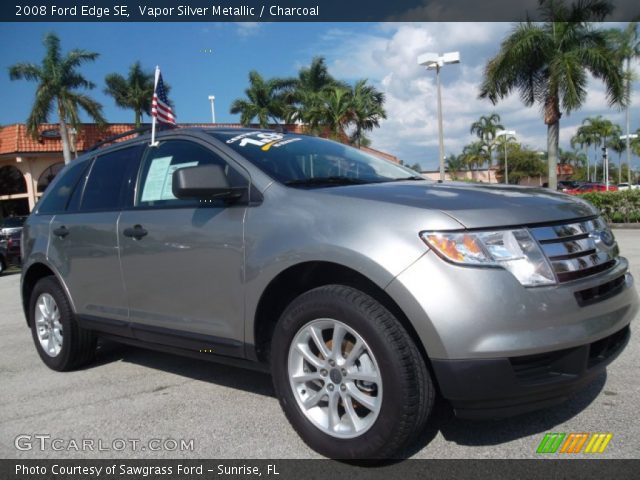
(209, 131), (423, 186)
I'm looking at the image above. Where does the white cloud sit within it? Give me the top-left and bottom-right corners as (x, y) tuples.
(235, 22), (261, 37)
(315, 22), (640, 169)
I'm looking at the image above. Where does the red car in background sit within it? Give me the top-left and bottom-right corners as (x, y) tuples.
(565, 183), (618, 195)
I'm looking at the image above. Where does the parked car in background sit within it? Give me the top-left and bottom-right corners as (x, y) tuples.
(0, 242), (7, 275)
(0, 230), (21, 274)
(565, 183), (619, 195)
(617, 183), (640, 191)
(557, 180), (579, 192)
(4, 230), (21, 265)
(0, 216), (27, 238)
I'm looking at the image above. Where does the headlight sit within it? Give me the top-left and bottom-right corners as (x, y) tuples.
(420, 229), (555, 286)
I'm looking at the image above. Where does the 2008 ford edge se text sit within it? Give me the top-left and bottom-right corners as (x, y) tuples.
(20, 128), (638, 459)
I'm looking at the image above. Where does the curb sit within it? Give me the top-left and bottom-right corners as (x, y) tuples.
(609, 224), (640, 229)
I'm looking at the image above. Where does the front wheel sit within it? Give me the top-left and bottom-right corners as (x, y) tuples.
(271, 285), (434, 459)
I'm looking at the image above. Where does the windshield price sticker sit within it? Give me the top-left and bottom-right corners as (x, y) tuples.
(226, 132), (303, 151)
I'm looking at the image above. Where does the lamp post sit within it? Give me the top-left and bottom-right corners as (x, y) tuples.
(417, 51), (460, 182)
(496, 130), (516, 184)
(621, 133), (638, 184)
(208, 95), (216, 124)
(602, 146), (610, 191)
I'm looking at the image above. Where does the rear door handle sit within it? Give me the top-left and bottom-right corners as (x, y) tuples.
(53, 226), (69, 238)
(123, 225), (148, 240)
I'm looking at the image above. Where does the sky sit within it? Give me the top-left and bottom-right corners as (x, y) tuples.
(0, 21), (639, 171)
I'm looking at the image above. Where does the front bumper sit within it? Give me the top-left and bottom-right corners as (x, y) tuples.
(432, 325), (630, 419)
(386, 252), (638, 359)
(385, 250), (638, 418)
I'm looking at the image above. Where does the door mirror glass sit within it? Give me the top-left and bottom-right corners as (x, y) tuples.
(172, 164), (242, 200)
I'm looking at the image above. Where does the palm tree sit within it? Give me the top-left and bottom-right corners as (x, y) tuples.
(104, 62), (165, 128)
(284, 57), (347, 127)
(307, 87), (353, 140)
(577, 116), (610, 180)
(608, 22), (639, 183)
(446, 154), (467, 180)
(8, 32), (105, 164)
(349, 80), (386, 148)
(297, 57), (344, 94)
(607, 134), (626, 184)
(579, 116), (621, 183)
(470, 113), (504, 182)
(630, 130), (640, 174)
(230, 71), (294, 127)
(593, 118), (621, 183)
(479, 0), (626, 190)
(559, 148), (587, 169)
(461, 141), (489, 180)
(571, 126), (596, 181)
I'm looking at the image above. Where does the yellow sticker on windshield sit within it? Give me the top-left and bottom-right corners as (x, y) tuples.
(261, 141), (277, 151)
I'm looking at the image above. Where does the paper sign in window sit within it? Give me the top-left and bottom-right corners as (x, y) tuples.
(141, 156), (198, 202)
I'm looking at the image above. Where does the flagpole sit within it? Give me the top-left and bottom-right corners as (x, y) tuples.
(150, 65), (160, 146)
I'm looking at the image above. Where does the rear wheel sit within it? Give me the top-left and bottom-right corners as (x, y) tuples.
(271, 285), (434, 459)
(29, 276), (96, 371)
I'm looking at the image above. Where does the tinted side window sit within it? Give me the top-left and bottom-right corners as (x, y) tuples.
(137, 140), (244, 208)
(81, 147), (141, 212)
(36, 160), (89, 214)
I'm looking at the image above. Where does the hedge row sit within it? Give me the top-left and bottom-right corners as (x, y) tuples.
(579, 190), (640, 223)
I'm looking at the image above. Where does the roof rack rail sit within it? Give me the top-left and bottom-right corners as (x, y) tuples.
(86, 124), (176, 152)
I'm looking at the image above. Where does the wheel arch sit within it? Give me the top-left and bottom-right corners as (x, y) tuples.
(21, 262), (74, 326)
(251, 261), (433, 371)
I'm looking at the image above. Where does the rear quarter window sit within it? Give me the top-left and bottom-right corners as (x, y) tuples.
(35, 160), (89, 214)
(80, 146), (142, 212)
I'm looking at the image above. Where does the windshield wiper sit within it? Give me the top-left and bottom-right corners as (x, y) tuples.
(284, 176), (370, 187)
(389, 175), (425, 181)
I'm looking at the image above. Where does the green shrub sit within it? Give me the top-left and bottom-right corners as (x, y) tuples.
(579, 190), (640, 224)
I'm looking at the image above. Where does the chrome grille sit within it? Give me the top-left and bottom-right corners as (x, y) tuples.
(530, 217), (618, 283)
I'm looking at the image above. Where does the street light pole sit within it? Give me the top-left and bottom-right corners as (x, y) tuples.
(496, 130), (516, 185)
(418, 51), (460, 182)
(621, 133), (638, 184)
(208, 95), (216, 123)
(602, 146), (610, 191)
(435, 64), (445, 182)
(625, 97), (630, 184)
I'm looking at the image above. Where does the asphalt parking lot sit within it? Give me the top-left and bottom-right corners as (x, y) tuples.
(1, 230), (639, 459)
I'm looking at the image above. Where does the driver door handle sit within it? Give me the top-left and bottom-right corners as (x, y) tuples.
(123, 225), (148, 240)
(53, 226), (69, 238)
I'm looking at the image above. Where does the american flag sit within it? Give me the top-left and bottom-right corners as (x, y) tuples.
(151, 71), (176, 125)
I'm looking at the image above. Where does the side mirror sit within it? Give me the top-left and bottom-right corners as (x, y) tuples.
(172, 164), (243, 201)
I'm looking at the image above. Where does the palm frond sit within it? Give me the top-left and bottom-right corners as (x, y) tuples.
(8, 63), (42, 81)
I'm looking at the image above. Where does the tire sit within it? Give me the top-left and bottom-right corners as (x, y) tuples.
(271, 285), (434, 459)
(0, 257), (5, 275)
(29, 276), (96, 371)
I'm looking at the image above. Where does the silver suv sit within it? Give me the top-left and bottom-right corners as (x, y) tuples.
(21, 128), (638, 459)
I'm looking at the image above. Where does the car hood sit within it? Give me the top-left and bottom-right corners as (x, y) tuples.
(323, 181), (598, 229)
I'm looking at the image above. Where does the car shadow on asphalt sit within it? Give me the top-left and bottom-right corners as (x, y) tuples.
(91, 339), (276, 397)
(91, 339), (607, 459)
(402, 371), (606, 457)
